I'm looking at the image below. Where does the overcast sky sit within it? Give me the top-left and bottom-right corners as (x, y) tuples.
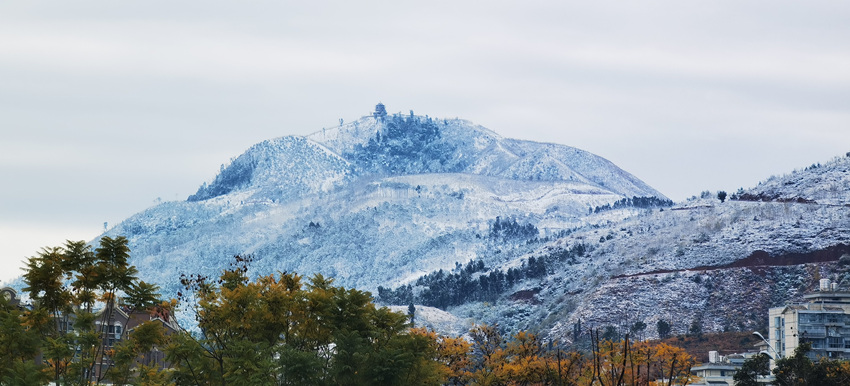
(2, 1), (849, 283)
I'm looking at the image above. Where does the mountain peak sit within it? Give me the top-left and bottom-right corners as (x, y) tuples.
(189, 107), (666, 204)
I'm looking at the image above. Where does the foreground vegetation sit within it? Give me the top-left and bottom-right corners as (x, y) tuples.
(168, 255), (694, 385)
(8, 237), (847, 385)
(733, 342), (850, 386)
(2, 238), (698, 385)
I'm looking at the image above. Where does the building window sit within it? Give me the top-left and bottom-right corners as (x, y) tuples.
(105, 324), (122, 336)
(801, 326), (827, 337)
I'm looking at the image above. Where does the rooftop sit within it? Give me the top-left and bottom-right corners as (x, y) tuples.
(692, 363), (739, 371)
(802, 291), (850, 304)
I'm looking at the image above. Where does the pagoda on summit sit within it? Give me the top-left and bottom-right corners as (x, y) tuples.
(373, 103), (387, 119)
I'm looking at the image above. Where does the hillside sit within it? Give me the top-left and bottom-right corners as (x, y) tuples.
(734, 153), (850, 205)
(389, 154), (850, 341)
(85, 105), (849, 343)
(102, 106), (667, 306)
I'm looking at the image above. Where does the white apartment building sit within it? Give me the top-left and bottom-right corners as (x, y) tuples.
(768, 279), (850, 366)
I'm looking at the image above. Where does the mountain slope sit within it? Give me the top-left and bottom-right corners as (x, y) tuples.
(103, 107), (668, 303)
(188, 136), (354, 202)
(385, 153), (850, 340)
(307, 114), (664, 199)
(89, 107), (850, 343)
(735, 153), (850, 205)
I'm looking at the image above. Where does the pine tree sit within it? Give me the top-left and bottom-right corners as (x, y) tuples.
(408, 303), (416, 327)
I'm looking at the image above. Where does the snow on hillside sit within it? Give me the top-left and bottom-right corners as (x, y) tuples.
(388, 305), (468, 336)
(738, 153), (850, 205)
(25, 105), (844, 345)
(308, 113), (664, 199)
(498, 139), (665, 199)
(189, 136), (354, 202)
(102, 109), (667, 308)
(540, 197), (849, 335)
(422, 153), (850, 341)
(306, 116), (383, 154)
(110, 169), (628, 296)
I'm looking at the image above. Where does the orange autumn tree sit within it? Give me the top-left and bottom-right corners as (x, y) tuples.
(463, 325), (592, 385)
(587, 330), (694, 386)
(435, 332), (473, 385)
(468, 324), (507, 385)
(650, 342), (695, 386)
(501, 331), (550, 384)
(590, 333), (630, 386)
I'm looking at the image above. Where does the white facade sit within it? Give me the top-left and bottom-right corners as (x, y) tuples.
(768, 289), (850, 366)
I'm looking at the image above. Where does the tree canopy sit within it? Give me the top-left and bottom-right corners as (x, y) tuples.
(4, 237), (712, 386)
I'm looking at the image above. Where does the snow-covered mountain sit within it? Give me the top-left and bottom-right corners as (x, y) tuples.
(99, 104), (848, 342)
(104, 106), (667, 302)
(421, 154), (850, 341)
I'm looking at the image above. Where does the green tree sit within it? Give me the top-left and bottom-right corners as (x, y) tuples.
(109, 320), (169, 385)
(688, 319), (702, 338)
(601, 325), (619, 342)
(773, 342), (817, 386)
(657, 320), (671, 339)
(21, 237), (162, 385)
(0, 295), (51, 385)
(168, 255), (446, 385)
(733, 352), (770, 386)
(717, 191), (727, 203)
(629, 321), (647, 341)
(22, 245), (74, 383)
(770, 341), (850, 386)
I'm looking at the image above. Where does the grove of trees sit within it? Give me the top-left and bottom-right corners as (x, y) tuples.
(348, 114), (462, 175)
(6, 236), (165, 385)
(734, 342), (850, 386)
(4, 237), (701, 385)
(377, 242), (590, 310)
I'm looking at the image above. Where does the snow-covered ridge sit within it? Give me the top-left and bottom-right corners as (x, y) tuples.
(192, 112), (666, 205)
(737, 153), (850, 205)
(188, 136), (354, 202)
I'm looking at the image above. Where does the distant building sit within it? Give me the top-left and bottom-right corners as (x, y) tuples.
(373, 102), (387, 119)
(769, 279), (850, 367)
(1, 287), (19, 307)
(92, 305), (179, 380)
(13, 300), (180, 382)
(690, 350), (770, 386)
